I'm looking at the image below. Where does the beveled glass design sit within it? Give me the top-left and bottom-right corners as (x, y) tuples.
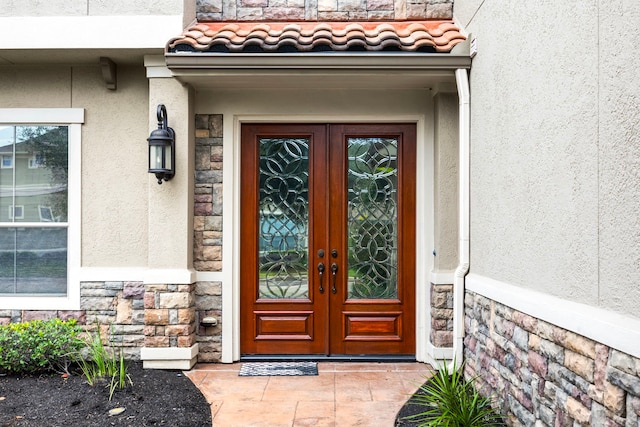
(347, 137), (399, 299)
(258, 138), (309, 299)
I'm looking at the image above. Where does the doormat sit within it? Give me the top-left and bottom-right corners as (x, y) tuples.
(239, 362), (318, 376)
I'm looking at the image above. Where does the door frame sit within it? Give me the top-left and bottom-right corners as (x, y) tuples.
(220, 114), (434, 362)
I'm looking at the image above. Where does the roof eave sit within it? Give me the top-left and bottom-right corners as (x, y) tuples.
(164, 50), (471, 73)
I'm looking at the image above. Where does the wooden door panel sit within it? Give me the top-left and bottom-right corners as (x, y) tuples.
(343, 312), (402, 340)
(255, 311), (315, 340)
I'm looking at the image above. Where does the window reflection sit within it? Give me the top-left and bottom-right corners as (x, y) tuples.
(0, 126), (68, 223)
(0, 125), (68, 295)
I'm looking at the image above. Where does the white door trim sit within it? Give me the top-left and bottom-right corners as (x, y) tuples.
(220, 114), (434, 363)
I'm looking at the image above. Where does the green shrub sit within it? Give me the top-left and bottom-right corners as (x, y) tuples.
(405, 361), (504, 427)
(0, 318), (83, 374)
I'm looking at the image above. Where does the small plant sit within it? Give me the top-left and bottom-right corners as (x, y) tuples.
(76, 324), (132, 400)
(0, 318), (83, 374)
(109, 350), (132, 399)
(404, 361), (504, 427)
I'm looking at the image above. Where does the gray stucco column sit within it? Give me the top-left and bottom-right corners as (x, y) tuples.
(141, 57), (198, 369)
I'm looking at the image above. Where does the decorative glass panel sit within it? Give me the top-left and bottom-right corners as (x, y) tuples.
(347, 138), (398, 299)
(258, 138), (309, 299)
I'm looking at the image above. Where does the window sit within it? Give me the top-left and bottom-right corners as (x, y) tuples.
(1, 155), (12, 168)
(29, 153), (45, 169)
(38, 205), (54, 222)
(0, 109), (83, 309)
(8, 205), (24, 220)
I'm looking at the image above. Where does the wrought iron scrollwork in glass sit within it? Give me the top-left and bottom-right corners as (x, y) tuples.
(347, 137), (399, 299)
(258, 138), (309, 299)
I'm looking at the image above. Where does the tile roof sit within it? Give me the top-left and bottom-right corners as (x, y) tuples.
(167, 21), (466, 54)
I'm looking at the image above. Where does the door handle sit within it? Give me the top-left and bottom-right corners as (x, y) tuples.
(318, 262), (325, 294)
(331, 263), (338, 294)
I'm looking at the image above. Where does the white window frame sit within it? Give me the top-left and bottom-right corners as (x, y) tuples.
(8, 205), (24, 220)
(28, 152), (45, 169)
(38, 205), (54, 222)
(0, 108), (83, 310)
(1, 154), (13, 169)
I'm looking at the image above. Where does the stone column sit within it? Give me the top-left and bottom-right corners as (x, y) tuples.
(140, 56), (198, 369)
(193, 114), (224, 363)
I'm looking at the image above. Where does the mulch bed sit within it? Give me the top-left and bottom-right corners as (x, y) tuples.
(0, 362), (211, 427)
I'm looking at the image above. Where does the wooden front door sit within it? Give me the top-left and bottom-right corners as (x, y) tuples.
(240, 124), (416, 356)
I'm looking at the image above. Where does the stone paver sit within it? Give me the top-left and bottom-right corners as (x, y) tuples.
(185, 362), (431, 426)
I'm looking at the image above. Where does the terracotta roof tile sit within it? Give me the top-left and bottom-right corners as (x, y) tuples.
(167, 21), (466, 54)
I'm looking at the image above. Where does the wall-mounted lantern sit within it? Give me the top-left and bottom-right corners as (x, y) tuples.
(147, 104), (175, 184)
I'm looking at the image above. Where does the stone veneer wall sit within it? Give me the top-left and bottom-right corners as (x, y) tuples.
(0, 281), (146, 359)
(143, 283), (196, 350)
(1, 280), (199, 359)
(430, 283), (453, 347)
(195, 281), (223, 362)
(193, 113), (225, 363)
(196, 0), (453, 21)
(194, 114), (223, 273)
(464, 291), (640, 426)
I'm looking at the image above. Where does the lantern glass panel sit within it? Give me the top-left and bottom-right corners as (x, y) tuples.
(149, 144), (165, 170)
(165, 143), (172, 170)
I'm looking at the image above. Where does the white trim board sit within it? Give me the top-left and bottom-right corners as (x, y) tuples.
(466, 274), (640, 359)
(0, 109), (83, 311)
(424, 341), (454, 368)
(78, 267), (147, 282)
(0, 109), (84, 124)
(430, 271), (455, 285)
(0, 16), (183, 50)
(78, 268), (222, 283)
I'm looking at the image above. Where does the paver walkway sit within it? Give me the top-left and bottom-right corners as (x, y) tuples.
(186, 362), (431, 427)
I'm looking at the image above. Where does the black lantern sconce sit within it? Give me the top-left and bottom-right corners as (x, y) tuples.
(147, 104), (175, 184)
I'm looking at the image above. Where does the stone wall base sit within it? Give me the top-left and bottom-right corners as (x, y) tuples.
(140, 344), (199, 370)
(430, 282), (453, 347)
(465, 291), (640, 426)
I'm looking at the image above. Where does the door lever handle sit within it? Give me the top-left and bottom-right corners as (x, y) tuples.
(331, 263), (338, 294)
(318, 262), (325, 293)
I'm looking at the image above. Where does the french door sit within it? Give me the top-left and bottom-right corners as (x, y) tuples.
(240, 123), (416, 356)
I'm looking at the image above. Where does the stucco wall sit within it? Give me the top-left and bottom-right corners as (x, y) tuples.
(433, 90), (458, 272)
(195, 88), (432, 120)
(0, 65), (150, 268)
(147, 77), (194, 271)
(0, 0), (185, 16)
(597, 3), (640, 314)
(455, 1), (640, 317)
(76, 65), (150, 267)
